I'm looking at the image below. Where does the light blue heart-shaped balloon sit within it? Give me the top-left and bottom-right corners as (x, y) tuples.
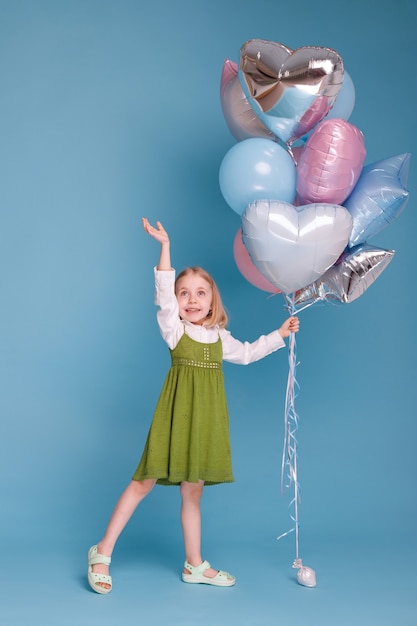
(242, 200), (353, 294)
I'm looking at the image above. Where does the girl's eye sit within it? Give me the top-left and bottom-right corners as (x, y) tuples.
(198, 291), (206, 297)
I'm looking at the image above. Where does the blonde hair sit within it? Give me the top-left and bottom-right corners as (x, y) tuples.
(175, 267), (228, 329)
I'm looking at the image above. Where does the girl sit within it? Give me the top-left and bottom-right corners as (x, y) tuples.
(87, 218), (299, 594)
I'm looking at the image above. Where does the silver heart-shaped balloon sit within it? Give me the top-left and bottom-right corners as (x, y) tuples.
(239, 39), (344, 144)
(242, 200), (353, 294)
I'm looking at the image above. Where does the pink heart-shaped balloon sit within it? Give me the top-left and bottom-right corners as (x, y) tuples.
(239, 39), (344, 144)
(242, 200), (352, 294)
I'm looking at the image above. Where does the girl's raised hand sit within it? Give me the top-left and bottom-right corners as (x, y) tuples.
(142, 218), (170, 245)
(278, 316), (300, 338)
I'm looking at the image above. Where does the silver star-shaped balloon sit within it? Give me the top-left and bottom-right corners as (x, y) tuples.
(293, 244), (394, 309)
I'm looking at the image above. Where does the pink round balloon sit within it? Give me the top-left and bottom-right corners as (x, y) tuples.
(291, 145), (304, 165)
(220, 59), (238, 96)
(296, 118), (366, 205)
(233, 229), (279, 293)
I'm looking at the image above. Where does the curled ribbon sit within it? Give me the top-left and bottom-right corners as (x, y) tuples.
(277, 293), (317, 587)
(277, 293), (301, 561)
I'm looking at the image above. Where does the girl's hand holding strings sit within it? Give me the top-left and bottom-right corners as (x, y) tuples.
(278, 316), (300, 338)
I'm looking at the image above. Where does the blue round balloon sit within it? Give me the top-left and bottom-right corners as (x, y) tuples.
(326, 70), (355, 121)
(296, 71), (356, 145)
(219, 138), (296, 215)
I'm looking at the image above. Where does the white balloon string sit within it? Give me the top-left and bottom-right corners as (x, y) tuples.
(291, 300), (316, 315)
(277, 293), (301, 561)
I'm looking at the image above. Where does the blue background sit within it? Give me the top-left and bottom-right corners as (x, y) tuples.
(1, 0), (416, 624)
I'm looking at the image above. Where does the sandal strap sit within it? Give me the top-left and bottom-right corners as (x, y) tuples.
(88, 545), (111, 567)
(213, 569), (233, 580)
(184, 560), (211, 575)
(90, 572), (112, 585)
(89, 553), (111, 566)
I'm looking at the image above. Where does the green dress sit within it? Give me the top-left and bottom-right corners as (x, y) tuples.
(132, 330), (234, 486)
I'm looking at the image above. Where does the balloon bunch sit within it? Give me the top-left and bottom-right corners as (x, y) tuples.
(218, 39), (411, 588)
(220, 39), (410, 306)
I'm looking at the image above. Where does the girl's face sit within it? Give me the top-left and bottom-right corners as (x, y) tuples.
(175, 274), (213, 325)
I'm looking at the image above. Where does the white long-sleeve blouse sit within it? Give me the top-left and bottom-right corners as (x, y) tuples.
(154, 268), (286, 365)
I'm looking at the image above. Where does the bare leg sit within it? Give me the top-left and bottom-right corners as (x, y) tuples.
(180, 480), (218, 578)
(92, 478), (156, 589)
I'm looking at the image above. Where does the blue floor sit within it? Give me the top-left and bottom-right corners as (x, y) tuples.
(3, 530), (416, 625)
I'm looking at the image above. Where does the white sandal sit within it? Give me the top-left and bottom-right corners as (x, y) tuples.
(182, 560), (236, 587)
(88, 545), (112, 594)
